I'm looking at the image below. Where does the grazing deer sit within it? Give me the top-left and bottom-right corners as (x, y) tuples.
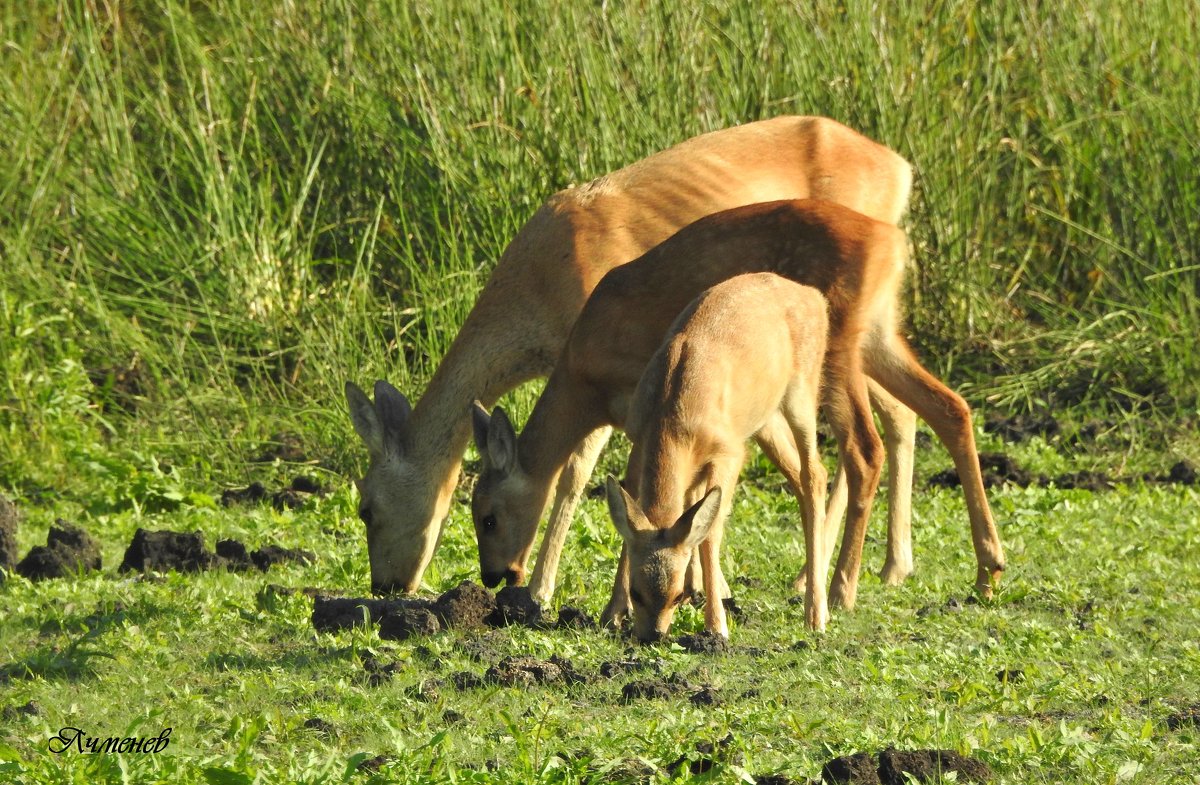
(608, 274), (831, 641)
(345, 116), (916, 596)
(471, 200), (1006, 620)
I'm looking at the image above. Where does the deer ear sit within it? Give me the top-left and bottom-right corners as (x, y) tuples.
(672, 486), (724, 549)
(471, 401), (491, 454)
(605, 475), (652, 540)
(346, 381), (385, 456)
(484, 405), (518, 475)
(373, 380), (411, 452)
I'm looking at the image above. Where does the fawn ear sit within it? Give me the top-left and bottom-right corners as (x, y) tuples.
(346, 381), (385, 457)
(373, 380), (411, 454)
(480, 404), (518, 475)
(605, 475), (653, 540)
(471, 401), (491, 454)
(671, 486), (724, 549)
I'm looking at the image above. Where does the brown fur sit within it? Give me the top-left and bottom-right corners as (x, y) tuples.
(612, 275), (831, 641)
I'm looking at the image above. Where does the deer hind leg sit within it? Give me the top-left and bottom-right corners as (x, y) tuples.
(868, 379), (917, 586)
(822, 348), (885, 611)
(528, 425), (613, 604)
(865, 332), (1005, 596)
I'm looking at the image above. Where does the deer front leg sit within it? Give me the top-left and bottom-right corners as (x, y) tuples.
(867, 379), (916, 586)
(528, 426), (613, 604)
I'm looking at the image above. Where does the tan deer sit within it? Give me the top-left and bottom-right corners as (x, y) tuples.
(345, 116), (917, 596)
(607, 274), (831, 641)
(471, 199), (1006, 620)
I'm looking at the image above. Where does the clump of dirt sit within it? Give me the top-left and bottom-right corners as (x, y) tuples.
(360, 653), (402, 686)
(877, 748), (992, 784)
(820, 749), (992, 784)
(485, 656), (565, 687)
(220, 482), (268, 506)
(1166, 460), (1197, 485)
(2, 700), (42, 721)
(690, 686), (721, 706)
(220, 475), (329, 510)
(216, 539), (254, 571)
(1167, 704), (1200, 730)
(677, 631), (730, 655)
(379, 607), (441, 641)
(450, 671), (485, 690)
(434, 581), (497, 629)
(488, 585), (542, 627)
(1052, 470), (1114, 491)
(620, 673), (696, 703)
(311, 595), (434, 632)
(120, 529), (219, 573)
(928, 452), (1038, 489)
(250, 544), (315, 570)
(457, 631), (510, 662)
(984, 412), (1061, 443)
(722, 596), (747, 620)
(549, 655), (591, 686)
(555, 606), (597, 630)
(0, 495), (20, 573)
(666, 735), (740, 777)
(16, 519), (102, 581)
(753, 775), (800, 785)
(599, 656), (661, 679)
(355, 754), (392, 773)
(996, 668), (1025, 684)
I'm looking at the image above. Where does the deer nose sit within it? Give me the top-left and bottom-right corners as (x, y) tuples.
(481, 570), (505, 589)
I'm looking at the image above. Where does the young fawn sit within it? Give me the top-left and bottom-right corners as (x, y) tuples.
(607, 273), (830, 641)
(471, 199), (1004, 622)
(344, 116), (916, 597)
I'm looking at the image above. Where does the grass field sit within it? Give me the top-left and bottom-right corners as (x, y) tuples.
(2, 1), (1199, 783)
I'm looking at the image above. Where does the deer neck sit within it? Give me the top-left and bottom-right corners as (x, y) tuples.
(513, 368), (605, 489)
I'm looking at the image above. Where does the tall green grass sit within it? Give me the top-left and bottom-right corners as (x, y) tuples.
(2, 0), (1197, 489)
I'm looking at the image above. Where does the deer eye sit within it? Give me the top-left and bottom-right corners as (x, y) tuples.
(672, 593), (686, 607)
(481, 515), (497, 531)
(358, 505), (373, 527)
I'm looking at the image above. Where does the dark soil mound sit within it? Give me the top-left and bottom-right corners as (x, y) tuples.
(488, 585), (542, 627)
(251, 544), (315, 570)
(0, 495), (19, 572)
(220, 482), (268, 507)
(1051, 470), (1115, 491)
(690, 686), (721, 706)
(216, 539), (255, 571)
(621, 678), (678, 702)
(666, 735), (739, 777)
(1, 700), (42, 721)
(16, 520), (102, 581)
(821, 749), (992, 784)
(120, 528), (219, 573)
(677, 631), (730, 654)
(434, 581), (496, 629)
(450, 671), (485, 690)
(753, 776), (800, 785)
(983, 412), (1060, 443)
(554, 606), (597, 630)
(311, 595), (434, 632)
(379, 607), (441, 640)
(599, 657), (661, 679)
(877, 748), (992, 784)
(485, 656), (564, 687)
(1166, 460), (1197, 485)
(458, 631), (510, 662)
(360, 653), (401, 686)
(822, 752), (881, 784)
(928, 452), (1036, 489)
(548, 655), (590, 686)
(1167, 704), (1200, 730)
